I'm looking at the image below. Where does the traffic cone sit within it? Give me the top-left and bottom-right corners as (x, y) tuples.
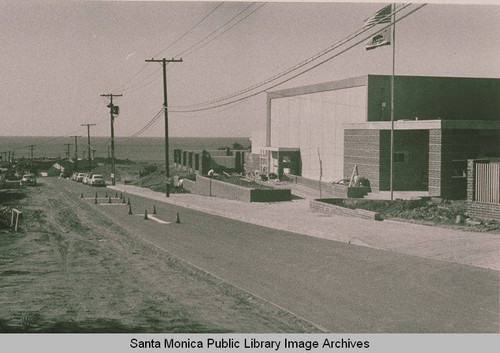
(94, 195), (98, 204)
(122, 197), (126, 204)
(95, 192), (98, 198)
(127, 198), (131, 206)
(80, 192), (83, 198)
(120, 193), (123, 199)
(153, 206), (157, 215)
(105, 192), (108, 198)
(176, 212), (181, 224)
(115, 192), (118, 198)
(108, 196), (112, 204)
(144, 210), (148, 220)
(128, 205), (133, 215)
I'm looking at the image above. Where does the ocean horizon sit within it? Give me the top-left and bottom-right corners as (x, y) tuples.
(0, 136), (251, 163)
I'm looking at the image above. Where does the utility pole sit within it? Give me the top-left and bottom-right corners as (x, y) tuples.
(81, 124), (96, 172)
(64, 143), (72, 159)
(101, 93), (122, 186)
(28, 145), (35, 160)
(145, 57), (183, 197)
(71, 136), (80, 171)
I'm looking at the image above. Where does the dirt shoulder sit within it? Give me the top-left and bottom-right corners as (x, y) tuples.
(0, 181), (320, 333)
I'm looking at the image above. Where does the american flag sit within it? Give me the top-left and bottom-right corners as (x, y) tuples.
(364, 4), (392, 27)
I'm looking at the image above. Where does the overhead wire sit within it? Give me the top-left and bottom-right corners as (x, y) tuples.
(14, 4), (425, 156)
(169, 3), (427, 114)
(152, 2), (224, 59)
(170, 3), (413, 111)
(174, 2), (266, 60)
(110, 2), (223, 94)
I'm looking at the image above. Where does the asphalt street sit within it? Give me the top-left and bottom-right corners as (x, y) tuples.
(57, 178), (499, 333)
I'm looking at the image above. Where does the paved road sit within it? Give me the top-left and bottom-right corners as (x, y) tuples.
(110, 183), (500, 271)
(55, 178), (498, 332)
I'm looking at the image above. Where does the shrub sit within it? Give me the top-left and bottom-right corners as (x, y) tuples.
(139, 165), (158, 177)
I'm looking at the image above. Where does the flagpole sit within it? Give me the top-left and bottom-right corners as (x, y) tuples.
(390, 3), (396, 201)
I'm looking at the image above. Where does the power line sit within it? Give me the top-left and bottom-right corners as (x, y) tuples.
(171, 3), (411, 111)
(126, 107), (164, 139)
(174, 2), (266, 60)
(169, 3), (425, 114)
(152, 2), (224, 58)
(111, 2), (223, 94)
(119, 3), (261, 94)
(171, 2), (257, 59)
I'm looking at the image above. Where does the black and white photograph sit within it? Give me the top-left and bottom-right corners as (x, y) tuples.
(0, 0), (499, 350)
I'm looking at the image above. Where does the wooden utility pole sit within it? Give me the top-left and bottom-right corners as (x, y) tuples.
(71, 136), (80, 171)
(390, 3), (396, 201)
(64, 143), (72, 159)
(145, 58), (183, 197)
(28, 145), (35, 160)
(101, 94), (122, 186)
(81, 124), (96, 171)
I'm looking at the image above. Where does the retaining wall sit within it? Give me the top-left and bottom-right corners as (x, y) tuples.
(182, 175), (291, 202)
(309, 199), (382, 221)
(285, 174), (368, 198)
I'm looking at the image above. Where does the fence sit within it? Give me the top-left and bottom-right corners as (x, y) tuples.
(474, 161), (500, 204)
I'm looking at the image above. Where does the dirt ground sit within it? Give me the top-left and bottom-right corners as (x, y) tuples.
(0, 182), (319, 333)
(332, 198), (500, 233)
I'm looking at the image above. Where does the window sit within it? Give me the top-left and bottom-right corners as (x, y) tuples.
(393, 151), (408, 163)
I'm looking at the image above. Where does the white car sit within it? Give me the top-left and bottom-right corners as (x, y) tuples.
(82, 173), (94, 185)
(89, 174), (106, 187)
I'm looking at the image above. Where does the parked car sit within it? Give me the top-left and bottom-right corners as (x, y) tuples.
(20, 173), (36, 186)
(89, 174), (106, 187)
(82, 173), (94, 185)
(76, 173), (85, 182)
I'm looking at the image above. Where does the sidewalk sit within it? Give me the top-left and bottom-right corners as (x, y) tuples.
(108, 184), (500, 271)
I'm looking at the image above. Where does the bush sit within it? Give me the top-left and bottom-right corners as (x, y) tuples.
(139, 165), (158, 177)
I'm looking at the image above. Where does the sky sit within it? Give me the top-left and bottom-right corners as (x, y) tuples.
(1, 0), (500, 138)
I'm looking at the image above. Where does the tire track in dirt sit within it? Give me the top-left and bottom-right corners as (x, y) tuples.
(58, 183), (328, 333)
(1, 179), (322, 332)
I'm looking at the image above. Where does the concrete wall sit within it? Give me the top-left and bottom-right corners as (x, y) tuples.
(269, 84), (368, 182)
(182, 175), (291, 202)
(245, 153), (260, 173)
(367, 75), (500, 122)
(251, 131), (266, 155)
(309, 200), (381, 220)
(286, 174), (367, 198)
